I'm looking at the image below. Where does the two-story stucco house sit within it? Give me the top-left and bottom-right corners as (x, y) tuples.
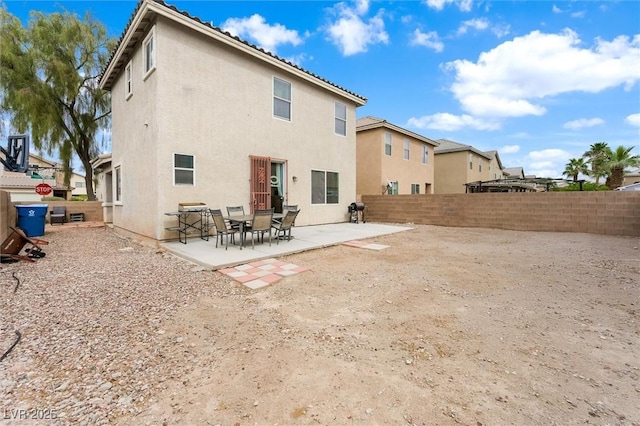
(355, 116), (438, 197)
(433, 139), (495, 194)
(98, 0), (367, 242)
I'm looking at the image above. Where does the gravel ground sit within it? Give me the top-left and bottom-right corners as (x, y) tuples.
(1, 227), (243, 425)
(1, 225), (639, 426)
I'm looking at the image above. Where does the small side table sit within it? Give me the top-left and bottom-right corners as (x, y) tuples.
(69, 212), (84, 222)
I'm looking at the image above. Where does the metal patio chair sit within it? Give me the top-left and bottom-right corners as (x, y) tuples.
(210, 209), (239, 250)
(271, 209), (300, 244)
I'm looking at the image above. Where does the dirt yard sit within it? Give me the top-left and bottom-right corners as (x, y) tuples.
(1, 225), (639, 425)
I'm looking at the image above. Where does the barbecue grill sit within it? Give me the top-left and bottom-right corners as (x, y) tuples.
(348, 202), (365, 223)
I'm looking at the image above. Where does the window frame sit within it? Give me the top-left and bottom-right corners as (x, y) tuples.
(125, 60), (133, 100)
(334, 101), (347, 136)
(143, 26), (156, 80)
(114, 165), (122, 205)
(403, 139), (410, 160)
(311, 169), (339, 205)
(411, 183), (420, 194)
(384, 132), (392, 156)
(469, 153), (473, 170)
(422, 145), (428, 164)
(173, 153), (195, 186)
(273, 76), (292, 121)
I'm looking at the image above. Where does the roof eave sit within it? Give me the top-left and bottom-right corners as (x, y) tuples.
(99, 0), (367, 106)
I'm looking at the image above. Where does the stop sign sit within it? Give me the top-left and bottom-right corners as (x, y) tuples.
(35, 183), (53, 196)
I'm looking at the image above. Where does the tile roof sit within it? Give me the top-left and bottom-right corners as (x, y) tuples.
(356, 116), (439, 146)
(434, 138), (492, 159)
(99, 0), (366, 105)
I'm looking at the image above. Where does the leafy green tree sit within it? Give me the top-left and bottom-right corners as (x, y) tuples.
(0, 6), (116, 201)
(582, 142), (610, 185)
(604, 145), (640, 189)
(563, 157), (589, 182)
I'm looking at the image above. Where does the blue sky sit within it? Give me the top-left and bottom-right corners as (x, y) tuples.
(3, 0), (640, 178)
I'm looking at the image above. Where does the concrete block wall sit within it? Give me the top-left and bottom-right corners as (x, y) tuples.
(362, 191), (640, 236)
(0, 190), (15, 243)
(0, 197), (104, 239)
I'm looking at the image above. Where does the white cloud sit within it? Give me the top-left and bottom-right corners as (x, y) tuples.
(407, 113), (500, 131)
(457, 18), (488, 36)
(410, 29), (443, 52)
(525, 148), (573, 178)
(500, 145), (520, 154)
(563, 117), (605, 129)
(221, 14), (303, 54)
(424, 0), (473, 12)
(571, 11), (586, 19)
(626, 113), (640, 127)
(492, 24), (510, 38)
(444, 30), (640, 118)
(325, 0), (389, 56)
(528, 149), (572, 161)
(552, 5), (562, 14)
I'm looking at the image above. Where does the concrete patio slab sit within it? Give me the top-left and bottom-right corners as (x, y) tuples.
(160, 222), (412, 269)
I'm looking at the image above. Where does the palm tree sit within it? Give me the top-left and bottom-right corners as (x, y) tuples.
(583, 142), (610, 185)
(605, 146), (640, 189)
(563, 157), (589, 182)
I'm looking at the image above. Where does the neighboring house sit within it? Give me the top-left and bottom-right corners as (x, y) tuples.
(355, 116), (438, 196)
(622, 169), (640, 186)
(70, 172), (88, 198)
(484, 150), (507, 181)
(433, 139), (495, 194)
(98, 0), (367, 242)
(503, 167), (526, 180)
(0, 152), (71, 201)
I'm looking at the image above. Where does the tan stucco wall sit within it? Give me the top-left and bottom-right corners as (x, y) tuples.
(356, 129), (382, 197)
(434, 151), (486, 193)
(362, 192), (640, 236)
(623, 173), (640, 186)
(356, 127), (435, 196)
(110, 17), (360, 241)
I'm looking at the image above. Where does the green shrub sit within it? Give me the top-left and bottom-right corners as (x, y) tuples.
(552, 182), (610, 191)
(41, 196), (66, 201)
(70, 195), (88, 201)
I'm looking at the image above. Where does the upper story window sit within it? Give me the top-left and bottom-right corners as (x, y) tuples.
(384, 132), (392, 156)
(422, 146), (428, 164)
(403, 139), (410, 160)
(75, 181), (86, 188)
(125, 61), (133, 99)
(334, 102), (346, 136)
(479, 159), (482, 173)
(273, 77), (291, 121)
(174, 153), (194, 186)
(143, 27), (156, 78)
(469, 153), (473, 170)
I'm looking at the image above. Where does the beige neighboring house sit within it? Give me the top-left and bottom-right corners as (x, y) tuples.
(503, 167), (525, 180)
(98, 0), (367, 242)
(484, 150), (507, 181)
(70, 172), (88, 198)
(434, 139), (495, 194)
(355, 116), (438, 196)
(622, 169), (640, 186)
(0, 152), (71, 201)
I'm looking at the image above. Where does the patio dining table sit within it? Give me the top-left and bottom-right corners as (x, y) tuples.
(225, 212), (284, 249)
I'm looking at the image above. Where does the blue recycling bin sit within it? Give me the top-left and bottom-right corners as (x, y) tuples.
(16, 204), (49, 237)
